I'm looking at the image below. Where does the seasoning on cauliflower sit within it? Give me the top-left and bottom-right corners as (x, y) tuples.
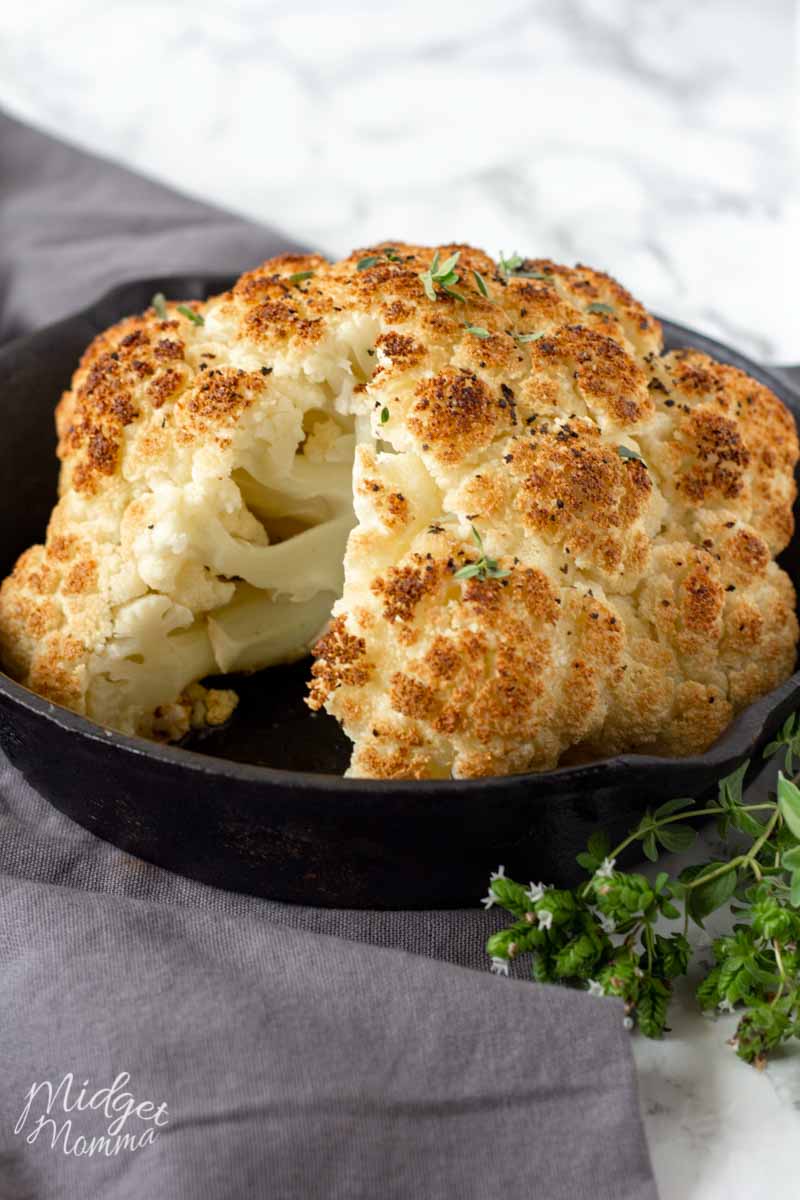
(0, 243), (796, 776)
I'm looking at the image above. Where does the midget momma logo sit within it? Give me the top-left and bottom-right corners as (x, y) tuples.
(14, 1072), (168, 1158)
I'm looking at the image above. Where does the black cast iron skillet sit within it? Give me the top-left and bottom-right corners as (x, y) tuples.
(1, 274), (798, 908)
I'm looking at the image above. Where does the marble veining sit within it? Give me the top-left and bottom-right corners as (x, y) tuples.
(1, 1), (799, 1195)
(1, 0), (797, 365)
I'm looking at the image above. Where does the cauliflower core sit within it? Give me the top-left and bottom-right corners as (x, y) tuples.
(0, 244), (797, 775)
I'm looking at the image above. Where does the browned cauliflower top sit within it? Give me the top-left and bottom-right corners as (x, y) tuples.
(0, 243), (796, 775)
(304, 244), (798, 778)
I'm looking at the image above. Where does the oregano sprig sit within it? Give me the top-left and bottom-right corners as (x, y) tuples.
(764, 712), (800, 773)
(484, 726), (800, 1068)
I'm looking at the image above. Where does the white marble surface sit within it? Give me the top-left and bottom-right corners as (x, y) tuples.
(1, 1), (799, 1195)
(1, 0), (798, 365)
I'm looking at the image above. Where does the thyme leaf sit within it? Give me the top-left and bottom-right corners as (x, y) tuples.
(454, 525), (510, 581)
(587, 301), (614, 314)
(176, 304), (204, 326)
(419, 250), (466, 302)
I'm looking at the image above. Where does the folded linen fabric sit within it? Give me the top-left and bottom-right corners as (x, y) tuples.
(0, 110), (657, 1200)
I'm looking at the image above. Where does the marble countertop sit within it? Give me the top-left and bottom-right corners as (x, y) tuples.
(2, 0), (797, 367)
(1, 0), (798, 1195)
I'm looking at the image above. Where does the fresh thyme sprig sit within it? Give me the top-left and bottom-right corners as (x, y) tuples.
(483, 717), (800, 1067)
(419, 251), (466, 302)
(176, 304), (205, 326)
(151, 294), (205, 325)
(617, 444), (647, 466)
(454, 525), (510, 581)
(472, 270), (491, 298)
(464, 323), (544, 344)
(586, 301), (615, 315)
(497, 251), (549, 281)
(357, 247), (401, 270)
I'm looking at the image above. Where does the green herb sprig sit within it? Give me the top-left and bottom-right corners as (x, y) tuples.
(484, 720), (800, 1068)
(288, 270), (314, 286)
(473, 270), (491, 299)
(151, 293), (205, 325)
(464, 323), (544, 344)
(176, 304), (205, 326)
(497, 251), (549, 281)
(357, 247), (401, 270)
(454, 525), (510, 582)
(586, 301), (614, 315)
(764, 712), (800, 774)
(419, 250), (465, 302)
(617, 444), (647, 466)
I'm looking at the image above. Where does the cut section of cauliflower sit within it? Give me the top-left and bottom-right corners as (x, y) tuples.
(0, 243), (796, 776)
(0, 258), (364, 739)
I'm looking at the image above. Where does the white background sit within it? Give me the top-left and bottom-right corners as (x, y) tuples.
(1, 0), (798, 362)
(2, 3), (799, 1197)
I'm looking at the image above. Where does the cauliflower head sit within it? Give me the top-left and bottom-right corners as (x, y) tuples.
(0, 243), (796, 774)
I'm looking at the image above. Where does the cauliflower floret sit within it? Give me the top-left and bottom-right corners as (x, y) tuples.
(1, 244), (796, 773)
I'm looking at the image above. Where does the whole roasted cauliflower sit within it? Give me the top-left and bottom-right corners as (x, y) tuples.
(0, 244), (797, 776)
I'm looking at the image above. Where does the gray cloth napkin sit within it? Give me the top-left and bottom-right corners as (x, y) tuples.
(0, 111), (657, 1200)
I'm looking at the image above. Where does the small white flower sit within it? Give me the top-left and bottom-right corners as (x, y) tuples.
(595, 857), (617, 880)
(597, 911), (616, 934)
(717, 997), (736, 1014)
(481, 893), (496, 910)
(490, 956), (510, 976)
(490, 865), (506, 882)
(587, 979), (605, 997)
(525, 881), (547, 903)
(538, 909), (553, 931)
(623, 1016), (635, 1031)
